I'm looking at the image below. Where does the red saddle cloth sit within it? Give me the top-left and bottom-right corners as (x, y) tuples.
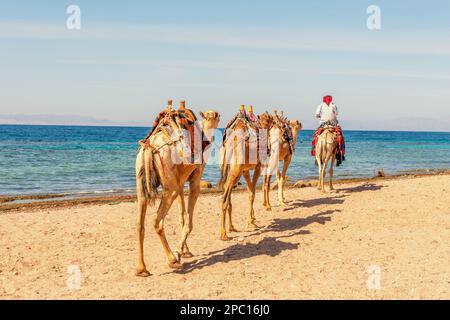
(311, 126), (346, 158)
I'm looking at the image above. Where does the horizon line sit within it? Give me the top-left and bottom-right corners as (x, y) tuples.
(1, 122), (449, 134)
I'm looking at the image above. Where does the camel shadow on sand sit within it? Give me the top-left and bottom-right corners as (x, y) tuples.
(281, 182), (385, 212)
(337, 183), (384, 193)
(266, 210), (338, 234)
(178, 237), (299, 274)
(173, 184), (382, 274)
(246, 209), (339, 239)
(177, 209), (339, 274)
(282, 195), (346, 212)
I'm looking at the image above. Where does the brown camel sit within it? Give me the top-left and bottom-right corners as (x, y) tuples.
(135, 109), (220, 276)
(263, 115), (302, 210)
(218, 112), (274, 241)
(315, 124), (338, 193)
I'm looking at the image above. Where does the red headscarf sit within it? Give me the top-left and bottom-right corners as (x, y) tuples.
(323, 95), (333, 106)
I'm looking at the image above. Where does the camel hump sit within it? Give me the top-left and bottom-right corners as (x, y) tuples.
(325, 133), (336, 144)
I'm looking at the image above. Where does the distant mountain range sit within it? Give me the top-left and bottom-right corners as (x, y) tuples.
(1, 114), (449, 132)
(340, 117), (450, 132)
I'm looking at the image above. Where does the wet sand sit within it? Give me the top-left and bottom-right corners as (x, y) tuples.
(1, 169), (449, 213)
(0, 173), (449, 299)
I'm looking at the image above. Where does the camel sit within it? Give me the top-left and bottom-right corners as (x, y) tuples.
(218, 112), (274, 241)
(135, 109), (220, 276)
(315, 124), (338, 193)
(263, 114), (302, 211)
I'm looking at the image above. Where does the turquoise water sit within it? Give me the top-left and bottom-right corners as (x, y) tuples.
(0, 125), (449, 196)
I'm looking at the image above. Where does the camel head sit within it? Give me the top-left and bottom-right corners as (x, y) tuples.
(200, 110), (220, 130)
(289, 120), (302, 133)
(288, 120), (302, 144)
(200, 110), (220, 143)
(258, 112), (274, 130)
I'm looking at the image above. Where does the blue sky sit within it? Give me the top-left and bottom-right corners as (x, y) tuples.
(0, 0), (449, 130)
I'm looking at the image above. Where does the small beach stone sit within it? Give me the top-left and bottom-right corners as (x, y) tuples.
(200, 181), (213, 189)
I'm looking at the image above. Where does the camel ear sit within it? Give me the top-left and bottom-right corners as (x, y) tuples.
(200, 111), (206, 119)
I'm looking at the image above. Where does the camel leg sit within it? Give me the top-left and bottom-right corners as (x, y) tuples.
(135, 196), (150, 277)
(263, 174), (272, 211)
(277, 174), (285, 205)
(226, 174), (240, 233)
(278, 157), (291, 206)
(153, 190), (182, 269)
(276, 169), (282, 204)
(252, 164), (262, 215)
(262, 174), (267, 207)
(321, 159), (329, 193)
(243, 171), (256, 230)
(243, 166), (261, 230)
(316, 156), (323, 190)
(220, 173), (240, 241)
(220, 183), (231, 241)
(176, 191), (191, 257)
(226, 172), (240, 232)
(329, 156), (335, 191)
(178, 172), (201, 258)
(177, 194), (185, 228)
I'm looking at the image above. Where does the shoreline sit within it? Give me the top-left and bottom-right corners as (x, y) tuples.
(1, 168), (449, 213)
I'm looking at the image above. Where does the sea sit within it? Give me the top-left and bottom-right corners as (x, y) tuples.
(0, 125), (449, 197)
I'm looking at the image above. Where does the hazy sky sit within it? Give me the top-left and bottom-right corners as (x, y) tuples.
(0, 0), (449, 129)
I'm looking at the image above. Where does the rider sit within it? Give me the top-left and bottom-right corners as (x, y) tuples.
(315, 95), (339, 127)
(311, 95), (346, 165)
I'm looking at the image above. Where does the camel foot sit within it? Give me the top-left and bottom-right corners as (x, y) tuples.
(181, 252), (194, 258)
(246, 222), (260, 231)
(135, 268), (151, 277)
(278, 201), (287, 207)
(168, 261), (183, 270)
(168, 252), (182, 269)
(220, 232), (230, 241)
(228, 226), (239, 233)
(265, 206), (272, 211)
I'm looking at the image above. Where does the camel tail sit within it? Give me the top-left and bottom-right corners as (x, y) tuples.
(137, 146), (159, 205)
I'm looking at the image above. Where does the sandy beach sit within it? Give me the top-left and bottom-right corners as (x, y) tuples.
(0, 173), (449, 300)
